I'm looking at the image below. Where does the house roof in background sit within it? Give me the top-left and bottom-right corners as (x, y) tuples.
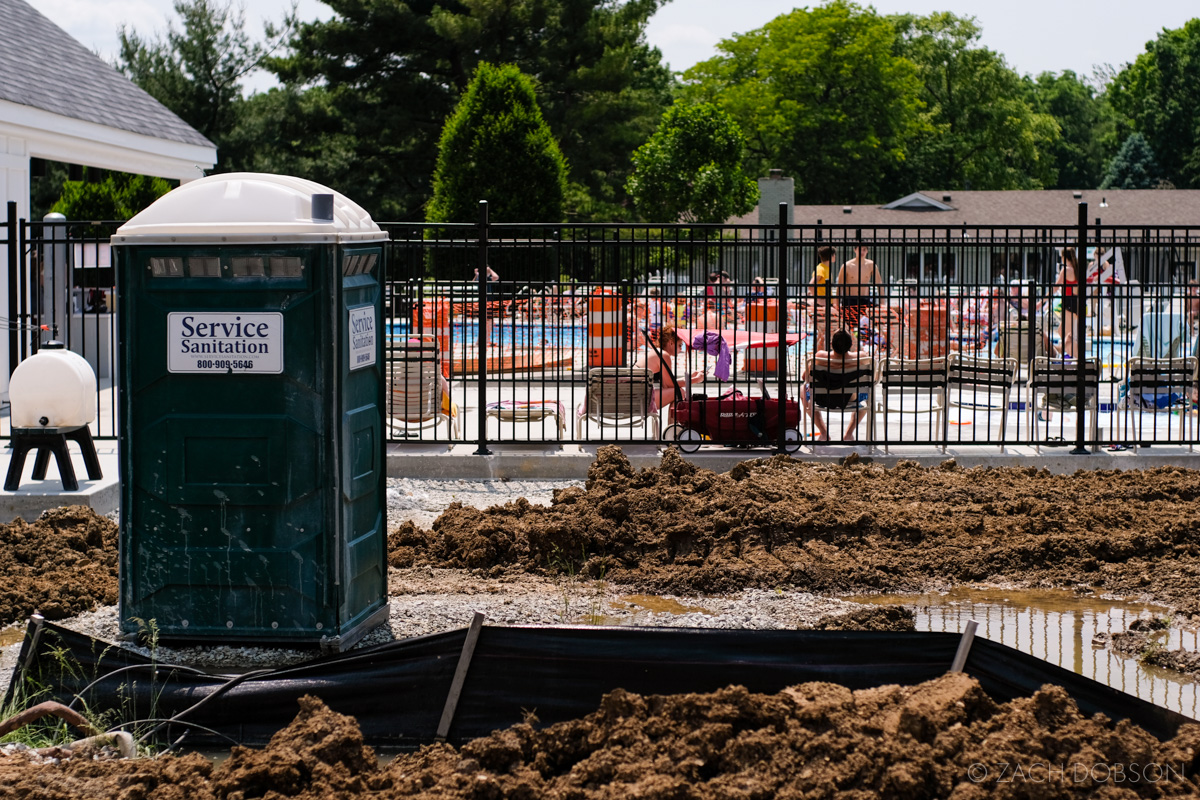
(0, 0), (214, 150)
(733, 190), (1200, 229)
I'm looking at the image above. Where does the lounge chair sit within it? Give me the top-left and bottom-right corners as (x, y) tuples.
(485, 399), (566, 439)
(1026, 357), (1100, 453)
(1118, 356), (1197, 451)
(575, 367), (660, 440)
(387, 335), (459, 440)
(874, 357), (947, 453)
(946, 354), (1018, 450)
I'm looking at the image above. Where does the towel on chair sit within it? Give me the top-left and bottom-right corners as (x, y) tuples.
(691, 331), (731, 381)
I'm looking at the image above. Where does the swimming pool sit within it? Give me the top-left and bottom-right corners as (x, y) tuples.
(389, 321), (589, 348)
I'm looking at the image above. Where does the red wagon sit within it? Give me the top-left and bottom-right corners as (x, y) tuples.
(664, 387), (802, 453)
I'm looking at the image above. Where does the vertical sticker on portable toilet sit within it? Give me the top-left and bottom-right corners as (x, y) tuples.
(168, 312), (283, 373)
(348, 305), (376, 370)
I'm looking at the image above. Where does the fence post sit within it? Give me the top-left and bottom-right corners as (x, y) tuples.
(17, 215), (29, 361)
(1072, 201), (1088, 455)
(776, 202), (788, 454)
(475, 200), (492, 456)
(6, 201), (18, 377)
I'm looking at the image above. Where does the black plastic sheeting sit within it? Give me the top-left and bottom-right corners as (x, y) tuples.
(4, 620), (1194, 748)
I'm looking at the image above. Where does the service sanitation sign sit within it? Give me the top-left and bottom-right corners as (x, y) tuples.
(348, 306), (376, 370)
(168, 312), (283, 374)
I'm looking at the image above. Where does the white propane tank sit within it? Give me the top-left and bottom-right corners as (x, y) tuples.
(9, 342), (98, 429)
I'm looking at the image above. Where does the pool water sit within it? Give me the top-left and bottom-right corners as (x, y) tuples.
(845, 587), (1200, 718)
(389, 321), (588, 348)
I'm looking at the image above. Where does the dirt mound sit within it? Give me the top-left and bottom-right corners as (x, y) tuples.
(0, 506), (117, 626)
(810, 604), (916, 631)
(212, 695), (377, 798)
(1099, 618), (1200, 679)
(5, 680), (1200, 799)
(389, 447), (1200, 604)
(381, 675), (1200, 799)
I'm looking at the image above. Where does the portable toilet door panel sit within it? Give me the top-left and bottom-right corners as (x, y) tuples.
(337, 246), (387, 635)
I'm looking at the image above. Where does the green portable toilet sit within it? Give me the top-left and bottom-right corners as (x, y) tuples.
(111, 173), (388, 651)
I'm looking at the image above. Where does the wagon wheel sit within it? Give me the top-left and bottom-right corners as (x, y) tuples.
(784, 427), (803, 454)
(664, 423), (704, 454)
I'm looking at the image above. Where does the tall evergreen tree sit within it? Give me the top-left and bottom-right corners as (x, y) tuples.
(268, 0), (672, 221)
(1101, 133), (1160, 189)
(427, 63), (567, 225)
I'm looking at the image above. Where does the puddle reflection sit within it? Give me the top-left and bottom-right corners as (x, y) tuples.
(844, 587), (1200, 719)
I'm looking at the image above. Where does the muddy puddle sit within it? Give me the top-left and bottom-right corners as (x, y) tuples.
(0, 626), (22, 648)
(845, 587), (1200, 718)
(585, 594), (714, 625)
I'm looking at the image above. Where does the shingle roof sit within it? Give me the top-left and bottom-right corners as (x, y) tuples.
(0, 0), (214, 150)
(734, 189), (1200, 230)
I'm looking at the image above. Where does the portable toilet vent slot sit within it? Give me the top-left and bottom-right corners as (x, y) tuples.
(4, 341), (102, 491)
(312, 193), (334, 222)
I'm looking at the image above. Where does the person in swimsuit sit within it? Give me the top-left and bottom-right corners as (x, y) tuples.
(801, 329), (875, 442)
(836, 244), (880, 341)
(634, 325), (705, 415)
(1039, 248), (1080, 358)
(810, 245), (838, 352)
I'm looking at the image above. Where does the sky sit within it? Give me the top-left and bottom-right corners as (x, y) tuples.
(23, 0), (1200, 89)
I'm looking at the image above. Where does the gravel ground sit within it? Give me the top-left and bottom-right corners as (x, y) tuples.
(0, 478), (866, 697)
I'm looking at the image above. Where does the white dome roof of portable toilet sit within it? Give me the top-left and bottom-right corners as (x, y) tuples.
(111, 173), (388, 245)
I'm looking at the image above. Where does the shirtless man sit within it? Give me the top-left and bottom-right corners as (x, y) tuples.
(836, 245), (880, 336)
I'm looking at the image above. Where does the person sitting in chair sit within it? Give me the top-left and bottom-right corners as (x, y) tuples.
(801, 329), (875, 442)
(634, 325), (705, 417)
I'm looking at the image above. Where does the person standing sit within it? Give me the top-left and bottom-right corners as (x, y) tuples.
(473, 265), (500, 345)
(836, 244), (880, 338)
(1039, 248), (1080, 359)
(810, 246), (838, 352)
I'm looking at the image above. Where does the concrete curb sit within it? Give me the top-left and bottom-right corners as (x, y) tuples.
(387, 443), (1200, 479)
(0, 445), (120, 522)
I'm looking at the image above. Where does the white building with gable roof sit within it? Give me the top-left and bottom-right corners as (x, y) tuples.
(0, 0), (217, 392)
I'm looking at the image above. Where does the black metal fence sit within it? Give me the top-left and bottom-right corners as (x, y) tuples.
(5, 200), (1200, 454)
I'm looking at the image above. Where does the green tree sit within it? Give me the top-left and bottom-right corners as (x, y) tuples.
(1101, 133), (1161, 189)
(1024, 70), (1115, 189)
(117, 0), (278, 171)
(890, 12), (1059, 192)
(51, 171), (173, 234)
(1108, 19), (1200, 188)
(268, 0), (672, 221)
(427, 63), (567, 224)
(680, 0), (922, 205)
(625, 101), (758, 223)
